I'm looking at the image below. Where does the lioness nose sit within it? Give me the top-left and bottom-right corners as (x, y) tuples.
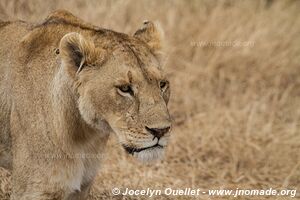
(145, 126), (170, 139)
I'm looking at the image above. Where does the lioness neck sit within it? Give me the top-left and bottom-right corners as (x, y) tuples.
(51, 64), (110, 154)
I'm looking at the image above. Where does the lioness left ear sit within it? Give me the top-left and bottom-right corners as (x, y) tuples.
(59, 32), (97, 73)
(134, 21), (164, 54)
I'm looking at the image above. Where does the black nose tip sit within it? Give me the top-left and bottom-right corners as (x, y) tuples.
(145, 126), (170, 139)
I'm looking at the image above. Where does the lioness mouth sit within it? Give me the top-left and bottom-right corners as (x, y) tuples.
(123, 144), (163, 155)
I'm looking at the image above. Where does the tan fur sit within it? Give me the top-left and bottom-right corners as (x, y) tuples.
(0, 10), (171, 200)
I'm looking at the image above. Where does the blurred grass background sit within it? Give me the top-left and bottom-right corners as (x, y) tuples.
(0, 0), (300, 199)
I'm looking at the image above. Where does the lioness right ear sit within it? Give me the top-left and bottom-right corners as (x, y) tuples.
(59, 32), (97, 73)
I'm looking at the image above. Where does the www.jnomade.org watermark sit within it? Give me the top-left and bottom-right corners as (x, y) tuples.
(191, 40), (255, 48)
(111, 187), (297, 198)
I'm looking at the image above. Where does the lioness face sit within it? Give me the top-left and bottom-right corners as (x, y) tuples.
(94, 48), (171, 162)
(59, 22), (171, 162)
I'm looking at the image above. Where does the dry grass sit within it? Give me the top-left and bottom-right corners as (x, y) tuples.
(0, 0), (300, 199)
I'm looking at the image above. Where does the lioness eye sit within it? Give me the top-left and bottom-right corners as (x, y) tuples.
(117, 85), (133, 95)
(160, 80), (168, 89)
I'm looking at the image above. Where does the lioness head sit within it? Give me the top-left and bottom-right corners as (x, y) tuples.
(59, 21), (171, 162)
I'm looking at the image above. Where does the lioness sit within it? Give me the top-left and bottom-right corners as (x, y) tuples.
(0, 10), (171, 200)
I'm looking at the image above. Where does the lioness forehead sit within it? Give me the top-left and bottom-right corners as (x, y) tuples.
(114, 66), (163, 86)
(111, 41), (164, 83)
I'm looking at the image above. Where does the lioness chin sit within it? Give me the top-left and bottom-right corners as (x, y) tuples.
(0, 10), (171, 199)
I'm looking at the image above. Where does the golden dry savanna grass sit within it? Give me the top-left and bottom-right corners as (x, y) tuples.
(0, 0), (300, 199)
